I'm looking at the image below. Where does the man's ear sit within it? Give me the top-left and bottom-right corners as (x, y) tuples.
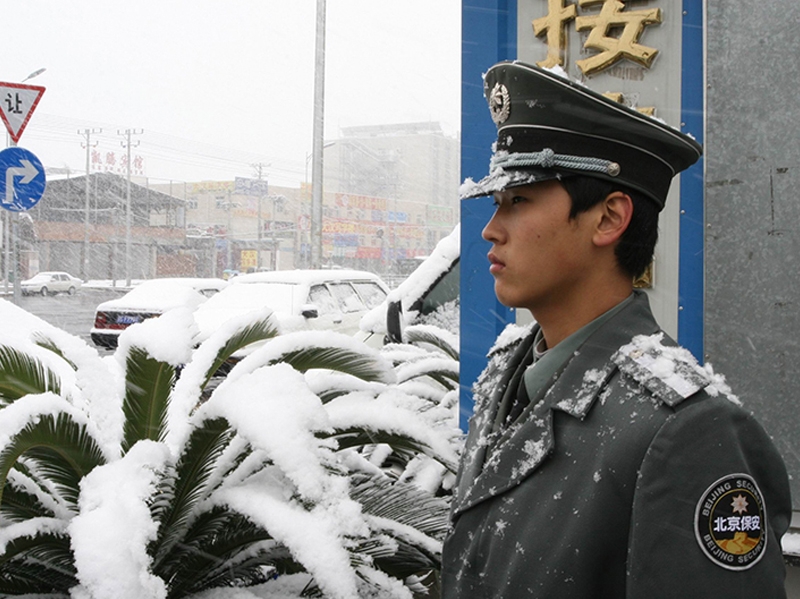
(593, 191), (633, 248)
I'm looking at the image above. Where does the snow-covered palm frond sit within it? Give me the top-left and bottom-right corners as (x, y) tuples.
(350, 474), (449, 591)
(232, 331), (395, 386)
(394, 356), (459, 392)
(0, 294), (462, 599)
(352, 475), (449, 541)
(0, 470), (58, 522)
(31, 333), (78, 371)
(151, 416), (235, 567)
(330, 426), (456, 475)
(276, 344), (390, 382)
(199, 317), (280, 390)
(403, 325), (459, 361)
(0, 411), (106, 509)
(0, 344), (62, 404)
(121, 346), (176, 453)
(0, 528), (76, 596)
(305, 371), (388, 405)
(159, 506), (296, 598)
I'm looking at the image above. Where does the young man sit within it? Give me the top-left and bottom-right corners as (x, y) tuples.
(442, 61), (791, 598)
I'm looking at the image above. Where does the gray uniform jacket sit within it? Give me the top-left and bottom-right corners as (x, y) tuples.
(442, 291), (791, 598)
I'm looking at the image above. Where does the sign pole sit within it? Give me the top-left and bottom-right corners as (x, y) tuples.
(7, 134), (20, 304)
(12, 210), (20, 305)
(3, 132), (8, 299)
(3, 202), (8, 298)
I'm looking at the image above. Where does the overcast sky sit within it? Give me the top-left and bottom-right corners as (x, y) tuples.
(1, 1), (461, 187)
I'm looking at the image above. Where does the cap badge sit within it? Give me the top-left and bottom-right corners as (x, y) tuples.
(694, 473), (767, 571)
(489, 83), (511, 125)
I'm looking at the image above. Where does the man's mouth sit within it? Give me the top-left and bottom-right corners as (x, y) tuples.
(488, 252), (505, 274)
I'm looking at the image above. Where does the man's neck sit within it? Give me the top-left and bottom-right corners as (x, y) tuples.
(533, 283), (633, 349)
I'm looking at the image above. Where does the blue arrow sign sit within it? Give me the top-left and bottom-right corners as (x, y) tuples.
(0, 147), (46, 212)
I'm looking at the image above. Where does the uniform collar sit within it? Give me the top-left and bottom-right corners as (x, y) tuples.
(453, 290), (659, 516)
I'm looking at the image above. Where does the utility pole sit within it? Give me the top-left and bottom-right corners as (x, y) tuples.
(118, 128), (142, 286)
(79, 128), (101, 281)
(311, 0), (326, 268)
(251, 162), (269, 269)
(225, 190), (233, 271)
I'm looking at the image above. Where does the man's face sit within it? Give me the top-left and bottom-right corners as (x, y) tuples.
(481, 180), (598, 313)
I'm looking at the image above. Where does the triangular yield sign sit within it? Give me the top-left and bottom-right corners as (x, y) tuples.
(0, 82), (45, 144)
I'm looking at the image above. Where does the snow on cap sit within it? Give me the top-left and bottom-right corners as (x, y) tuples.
(461, 60), (703, 210)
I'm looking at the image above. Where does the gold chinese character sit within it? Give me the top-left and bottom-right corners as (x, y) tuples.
(575, 0), (662, 76)
(532, 0), (578, 68)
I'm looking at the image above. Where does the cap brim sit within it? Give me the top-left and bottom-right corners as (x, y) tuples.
(459, 166), (560, 200)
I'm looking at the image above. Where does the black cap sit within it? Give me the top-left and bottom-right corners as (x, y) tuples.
(460, 61), (703, 210)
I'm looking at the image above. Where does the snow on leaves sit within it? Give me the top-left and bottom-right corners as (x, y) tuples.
(0, 299), (461, 598)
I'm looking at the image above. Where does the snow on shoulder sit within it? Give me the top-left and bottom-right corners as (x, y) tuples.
(614, 333), (739, 406)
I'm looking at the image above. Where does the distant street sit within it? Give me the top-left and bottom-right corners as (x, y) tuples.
(6, 288), (126, 346)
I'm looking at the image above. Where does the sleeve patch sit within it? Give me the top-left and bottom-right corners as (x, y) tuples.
(694, 473), (768, 571)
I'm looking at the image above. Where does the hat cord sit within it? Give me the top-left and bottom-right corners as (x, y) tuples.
(491, 148), (619, 176)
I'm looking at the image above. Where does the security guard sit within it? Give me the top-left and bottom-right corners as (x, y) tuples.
(442, 61), (792, 598)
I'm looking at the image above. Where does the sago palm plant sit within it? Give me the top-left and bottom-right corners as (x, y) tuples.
(0, 301), (460, 598)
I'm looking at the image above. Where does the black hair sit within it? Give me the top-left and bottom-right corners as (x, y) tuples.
(560, 176), (659, 279)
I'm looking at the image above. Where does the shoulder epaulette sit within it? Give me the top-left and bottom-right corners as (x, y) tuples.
(612, 332), (711, 407)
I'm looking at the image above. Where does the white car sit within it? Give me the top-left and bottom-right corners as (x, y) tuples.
(193, 269), (389, 352)
(90, 277), (228, 349)
(359, 225), (460, 346)
(21, 271), (83, 296)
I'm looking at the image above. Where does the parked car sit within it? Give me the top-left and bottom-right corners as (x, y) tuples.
(359, 224), (460, 346)
(193, 269), (389, 353)
(21, 271), (83, 296)
(90, 277), (228, 349)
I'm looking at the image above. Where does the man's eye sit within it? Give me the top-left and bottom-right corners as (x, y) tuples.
(511, 196), (526, 204)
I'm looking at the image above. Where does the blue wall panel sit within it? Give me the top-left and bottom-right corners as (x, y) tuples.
(678, 0), (705, 360)
(459, 0), (517, 431)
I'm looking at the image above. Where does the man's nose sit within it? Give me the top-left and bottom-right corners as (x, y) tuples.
(482, 212), (503, 243)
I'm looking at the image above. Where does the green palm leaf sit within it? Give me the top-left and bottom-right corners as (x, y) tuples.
(351, 475), (449, 539)
(404, 328), (459, 360)
(121, 346), (176, 453)
(0, 412), (107, 509)
(158, 506), (299, 598)
(0, 529), (77, 595)
(151, 417), (235, 567)
(32, 333), (78, 371)
(350, 475), (449, 582)
(316, 388), (352, 404)
(0, 344), (62, 404)
(264, 344), (392, 384)
(395, 358), (459, 391)
(0, 471), (57, 521)
(200, 317), (279, 390)
(328, 427), (457, 473)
